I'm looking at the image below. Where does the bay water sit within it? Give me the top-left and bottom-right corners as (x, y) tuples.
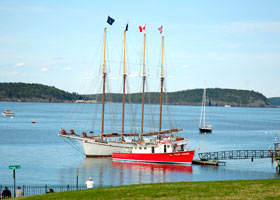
(0, 102), (279, 186)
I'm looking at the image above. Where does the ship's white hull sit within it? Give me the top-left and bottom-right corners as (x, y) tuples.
(60, 135), (134, 157)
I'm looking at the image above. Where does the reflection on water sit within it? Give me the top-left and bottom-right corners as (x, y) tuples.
(80, 158), (112, 187)
(75, 158), (193, 186)
(112, 161), (193, 184)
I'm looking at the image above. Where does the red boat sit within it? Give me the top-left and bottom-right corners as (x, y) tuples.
(113, 138), (195, 165)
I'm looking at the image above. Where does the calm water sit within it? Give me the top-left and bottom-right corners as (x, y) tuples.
(0, 102), (280, 186)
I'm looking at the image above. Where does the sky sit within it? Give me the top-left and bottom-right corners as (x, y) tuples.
(0, 0), (280, 97)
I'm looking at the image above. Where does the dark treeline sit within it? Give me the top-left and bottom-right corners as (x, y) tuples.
(86, 88), (271, 107)
(0, 82), (81, 102)
(0, 82), (272, 107)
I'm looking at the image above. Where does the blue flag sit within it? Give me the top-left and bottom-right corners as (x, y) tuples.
(125, 23), (128, 31)
(107, 16), (115, 25)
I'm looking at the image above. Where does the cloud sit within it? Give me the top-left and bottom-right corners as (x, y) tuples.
(0, 5), (49, 13)
(220, 22), (280, 34)
(0, 37), (30, 43)
(16, 62), (24, 67)
(63, 67), (72, 71)
(127, 73), (140, 77)
(41, 67), (48, 72)
(42, 61), (57, 67)
(80, 72), (93, 80)
(220, 43), (241, 48)
(52, 57), (63, 61)
(182, 64), (190, 69)
(172, 22), (280, 35)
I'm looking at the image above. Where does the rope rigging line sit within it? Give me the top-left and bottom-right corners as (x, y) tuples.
(63, 137), (85, 155)
(164, 80), (178, 134)
(126, 78), (138, 135)
(145, 80), (156, 134)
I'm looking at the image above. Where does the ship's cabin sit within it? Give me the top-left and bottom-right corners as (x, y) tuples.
(132, 142), (186, 154)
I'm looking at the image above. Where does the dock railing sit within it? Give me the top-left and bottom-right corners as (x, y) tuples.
(0, 184), (110, 197)
(198, 150), (274, 161)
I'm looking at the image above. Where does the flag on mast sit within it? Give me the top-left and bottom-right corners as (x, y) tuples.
(139, 25), (146, 32)
(107, 16), (115, 25)
(125, 22), (128, 31)
(158, 25), (163, 34)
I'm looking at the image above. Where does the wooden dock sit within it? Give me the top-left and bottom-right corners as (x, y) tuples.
(192, 160), (226, 166)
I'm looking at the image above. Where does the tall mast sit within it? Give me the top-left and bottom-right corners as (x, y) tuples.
(101, 27), (107, 139)
(203, 81), (206, 127)
(141, 33), (146, 140)
(121, 29), (127, 139)
(159, 35), (164, 133)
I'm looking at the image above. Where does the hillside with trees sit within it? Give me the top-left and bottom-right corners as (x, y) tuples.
(0, 82), (81, 102)
(0, 82), (272, 107)
(87, 88), (271, 107)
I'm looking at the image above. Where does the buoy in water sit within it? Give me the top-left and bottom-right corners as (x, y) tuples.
(32, 120), (36, 124)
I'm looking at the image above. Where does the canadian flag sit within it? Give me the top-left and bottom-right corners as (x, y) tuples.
(139, 25), (146, 32)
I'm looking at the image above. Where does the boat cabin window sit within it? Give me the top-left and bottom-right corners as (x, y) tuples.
(139, 147), (142, 150)
(152, 147), (155, 153)
(164, 145), (167, 153)
(144, 147), (147, 150)
(167, 145), (170, 148)
(181, 145), (184, 151)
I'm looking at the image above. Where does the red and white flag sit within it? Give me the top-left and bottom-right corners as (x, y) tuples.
(158, 25), (163, 34)
(139, 25), (146, 32)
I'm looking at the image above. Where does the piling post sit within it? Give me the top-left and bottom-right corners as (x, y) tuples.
(76, 168), (79, 190)
(251, 157), (254, 162)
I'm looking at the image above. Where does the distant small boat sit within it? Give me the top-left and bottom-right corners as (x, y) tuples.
(2, 109), (15, 116)
(199, 82), (212, 133)
(224, 105), (231, 107)
(32, 120), (36, 124)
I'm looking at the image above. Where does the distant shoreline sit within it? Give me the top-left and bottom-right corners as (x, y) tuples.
(0, 99), (277, 108)
(0, 82), (277, 108)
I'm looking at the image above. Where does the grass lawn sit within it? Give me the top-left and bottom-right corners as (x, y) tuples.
(20, 179), (280, 200)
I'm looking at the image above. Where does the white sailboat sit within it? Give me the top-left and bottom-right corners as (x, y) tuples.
(199, 82), (212, 133)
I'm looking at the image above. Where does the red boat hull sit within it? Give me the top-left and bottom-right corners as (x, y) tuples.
(112, 150), (195, 165)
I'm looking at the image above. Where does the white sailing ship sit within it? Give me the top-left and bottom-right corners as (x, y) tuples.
(59, 17), (186, 157)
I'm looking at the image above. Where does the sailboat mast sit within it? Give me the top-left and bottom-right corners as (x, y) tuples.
(121, 30), (127, 138)
(159, 35), (164, 133)
(101, 27), (107, 139)
(203, 83), (206, 127)
(141, 33), (146, 140)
